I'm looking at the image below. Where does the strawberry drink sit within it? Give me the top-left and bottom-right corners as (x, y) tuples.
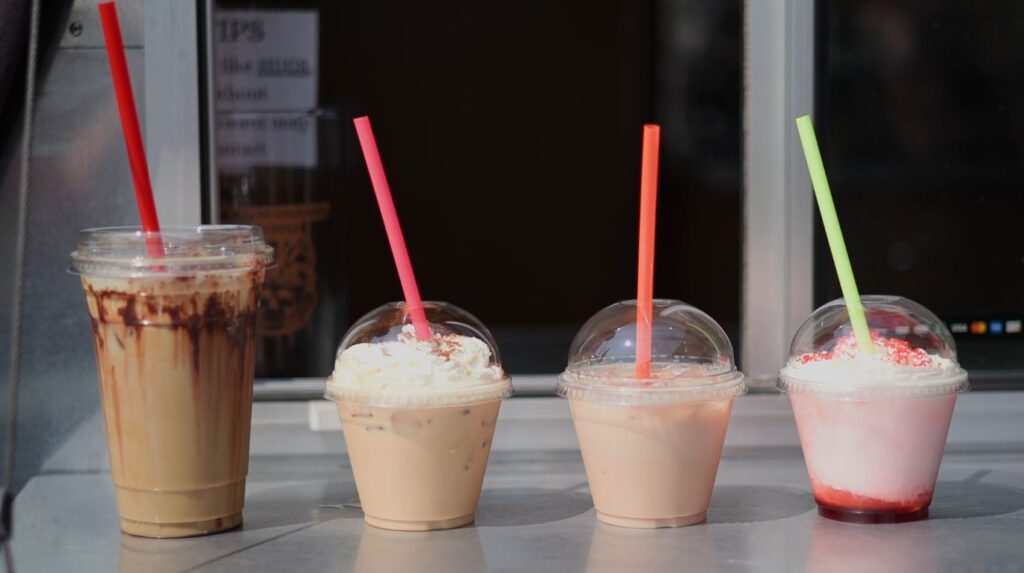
(779, 296), (969, 523)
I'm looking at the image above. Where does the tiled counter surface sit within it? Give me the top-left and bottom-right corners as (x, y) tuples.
(12, 393), (1024, 572)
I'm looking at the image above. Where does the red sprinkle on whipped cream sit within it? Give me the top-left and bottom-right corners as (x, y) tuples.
(795, 332), (939, 368)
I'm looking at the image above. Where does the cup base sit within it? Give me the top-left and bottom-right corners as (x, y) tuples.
(364, 513), (475, 532)
(121, 512), (243, 538)
(596, 511), (706, 529)
(817, 504), (928, 524)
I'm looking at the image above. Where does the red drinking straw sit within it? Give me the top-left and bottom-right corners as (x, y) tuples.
(353, 116), (433, 340)
(98, 2), (163, 257)
(635, 124), (660, 378)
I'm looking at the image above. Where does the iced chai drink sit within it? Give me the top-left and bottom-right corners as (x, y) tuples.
(779, 296), (969, 523)
(326, 302), (512, 531)
(70, 226), (273, 537)
(559, 300), (746, 528)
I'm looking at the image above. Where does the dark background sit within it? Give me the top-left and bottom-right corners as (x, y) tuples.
(216, 0), (743, 375)
(815, 1), (1024, 379)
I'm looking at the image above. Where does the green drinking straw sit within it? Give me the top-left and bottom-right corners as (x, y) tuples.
(795, 115), (875, 354)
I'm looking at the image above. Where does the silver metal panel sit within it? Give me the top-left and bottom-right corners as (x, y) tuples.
(11, 394), (1024, 571)
(0, 8), (145, 491)
(742, 0), (815, 387)
(60, 0), (143, 48)
(143, 0), (203, 225)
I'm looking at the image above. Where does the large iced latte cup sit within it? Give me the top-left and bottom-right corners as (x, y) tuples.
(558, 299), (747, 528)
(779, 296), (969, 523)
(70, 226), (273, 537)
(326, 302), (512, 531)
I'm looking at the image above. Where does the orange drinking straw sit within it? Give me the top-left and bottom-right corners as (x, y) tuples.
(98, 2), (163, 258)
(636, 124), (660, 378)
(353, 116), (432, 340)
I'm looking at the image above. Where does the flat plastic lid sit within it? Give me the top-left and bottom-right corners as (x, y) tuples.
(69, 225), (274, 277)
(558, 299), (746, 404)
(325, 301), (512, 406)
(778, 295), (969, 397)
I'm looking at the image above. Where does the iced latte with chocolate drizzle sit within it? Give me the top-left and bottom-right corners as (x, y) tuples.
(71, 226), (273, 538)
(326, 302), (512, 531)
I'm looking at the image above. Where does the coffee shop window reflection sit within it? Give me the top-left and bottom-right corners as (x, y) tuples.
(212, 1), (743, 380)
(816, 2), (1024, 378)
(218, 111), (346, 377)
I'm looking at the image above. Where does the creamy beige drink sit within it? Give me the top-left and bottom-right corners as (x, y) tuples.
(559, 299), (746, 528)
(337, 401), (500, 530)
(71, 226), (272, 538)
(569, 394), (734, 527)
(326, 302), (511, 531)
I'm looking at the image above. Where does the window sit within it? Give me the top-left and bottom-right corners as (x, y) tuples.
(212, 1), (744, 378)
(816, 2), (1024, 385)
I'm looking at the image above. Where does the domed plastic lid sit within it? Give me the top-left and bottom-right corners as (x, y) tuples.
(325, 301), (512, 406)
(558, 299), (746, 404)
(779, 295), (969, 397)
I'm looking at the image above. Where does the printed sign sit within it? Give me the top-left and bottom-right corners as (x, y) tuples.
(214, 10), (319, 111)
(216, 113), (317, 171)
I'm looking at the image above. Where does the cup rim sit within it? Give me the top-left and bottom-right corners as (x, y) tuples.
(324, 378), (513, 407)
(558, 365), (747, 405)
(777, 369), (969, 398)
(70, 225), (274, 277)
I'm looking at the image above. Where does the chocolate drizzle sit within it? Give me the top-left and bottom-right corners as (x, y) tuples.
(116, 296), (142, 327)
(87, 279), (258, 378)
(91, 319), (104, 350)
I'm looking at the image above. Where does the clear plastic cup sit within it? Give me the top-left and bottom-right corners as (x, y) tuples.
(325, 302), (512, 531)
(70, 226), (274, 537)
(778, 295), (969, 523)
(558, 299), (747, 528)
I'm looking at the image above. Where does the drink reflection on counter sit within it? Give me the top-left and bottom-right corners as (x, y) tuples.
(353, 526), (488, 573)
(218, 110), (346, 377)
(804, 518), (938, 573)
(584, 522), (720, 573)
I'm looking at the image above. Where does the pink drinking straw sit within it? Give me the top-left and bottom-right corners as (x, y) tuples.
(98, 2), (163, 258)
(353, 116), (433, 340)
(636, 124), (660, 378)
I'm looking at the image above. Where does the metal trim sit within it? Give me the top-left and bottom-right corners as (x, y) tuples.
(742, 0), (815, 388)
(253, 375), (564, 402)
(143, 0), (203, 225)
(200, 0), (220, 223)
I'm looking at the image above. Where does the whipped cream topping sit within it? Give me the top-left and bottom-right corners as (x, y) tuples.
(328, 324), (508, 396)
(782, 333), (960, 386)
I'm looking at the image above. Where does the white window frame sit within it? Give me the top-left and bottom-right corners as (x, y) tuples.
(742, 0), (816, 388)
